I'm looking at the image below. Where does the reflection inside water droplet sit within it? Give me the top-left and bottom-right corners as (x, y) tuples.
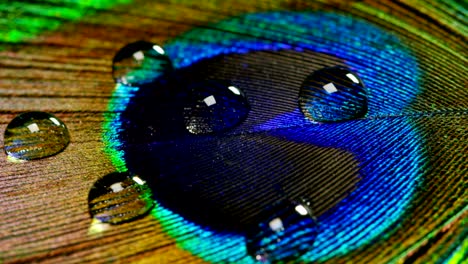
(112, 40), (173, 86)
(88, 172), (154, 224)
(299, 66), (368, 122)
(3, 112), (70, 160)
(183, 80), (250, 135)
(246, 198), (318, 263)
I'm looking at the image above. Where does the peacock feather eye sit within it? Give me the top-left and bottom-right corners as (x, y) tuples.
(102, 9), (465, 263)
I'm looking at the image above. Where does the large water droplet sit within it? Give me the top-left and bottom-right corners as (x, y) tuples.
(112, 41), (173, 86)
(88, 172), (154, 224)
(3, 112), (70, 160)
(246, 198), (318, 263)
(183, 80), (249, 135)
(299, 66), (368, 122)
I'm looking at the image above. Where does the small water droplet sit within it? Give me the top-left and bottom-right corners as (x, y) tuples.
(299, 66), (368, 122)
(3, 112), (70, 160)
(112, 41), (173, 86)
(183, 80), (249, 134)
(246, 198), (318, 262)
(88, 172), (154, 224)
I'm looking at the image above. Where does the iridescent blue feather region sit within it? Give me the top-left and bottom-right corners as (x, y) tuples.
(104, 11), (423, 263)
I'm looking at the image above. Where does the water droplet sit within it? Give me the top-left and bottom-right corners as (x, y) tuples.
(299, 66), (368, 122)
(3, 112), (70, 160)
(183, 80), (249, 134)
(88, 172), (154, 224)
(246, 198), (318, 262)
(112, 41), (173, 86)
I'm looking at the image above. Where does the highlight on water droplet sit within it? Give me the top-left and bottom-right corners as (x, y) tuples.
(183, 80), (250, 135)
(88, 172), (154, 225)
(298, 66), (368, 122)
(3, 112), (70, 160)
(245, 198), (318, 263)
(112, 40), (173, 86)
